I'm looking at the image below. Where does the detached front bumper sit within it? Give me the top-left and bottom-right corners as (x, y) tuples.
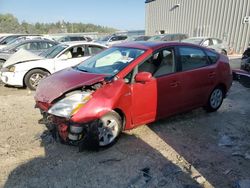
(40, 111), (100, 150)
(0, 71), (26, 87)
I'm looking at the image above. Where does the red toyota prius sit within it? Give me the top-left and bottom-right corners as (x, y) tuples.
(35, 42), (232, 149)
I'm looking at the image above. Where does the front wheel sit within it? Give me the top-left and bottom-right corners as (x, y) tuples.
(204, 87), (224, 112)
(24, 69), (49, 90)
(98, 111), (122, 146)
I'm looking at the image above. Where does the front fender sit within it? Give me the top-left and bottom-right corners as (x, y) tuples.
(71, 79), (133, 128)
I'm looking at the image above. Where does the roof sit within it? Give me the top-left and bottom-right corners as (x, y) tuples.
(114, 41), (202, 51)
(61, 41), (108, 48)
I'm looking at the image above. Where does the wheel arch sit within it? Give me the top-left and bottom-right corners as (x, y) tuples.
(23, 68), (51, 86)
(215, 83), (227, 98)
(113, 108), (126, 130)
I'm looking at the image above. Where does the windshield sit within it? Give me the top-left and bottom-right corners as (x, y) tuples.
(182, 38), (203, 45)
(76, 47), (145, 75)
(40, 44), (68, 58)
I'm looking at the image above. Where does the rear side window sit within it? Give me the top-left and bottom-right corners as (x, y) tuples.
(39, 42), (54, 49)
(179, 47), (208, 71)
(206, 50), (219, 64)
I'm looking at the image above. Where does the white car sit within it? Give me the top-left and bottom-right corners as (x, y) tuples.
(0, 41), (107, 90)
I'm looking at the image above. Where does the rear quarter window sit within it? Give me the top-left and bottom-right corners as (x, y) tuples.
(206, 50), (219, 64)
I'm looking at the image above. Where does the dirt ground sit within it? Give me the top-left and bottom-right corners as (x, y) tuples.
(0, 58), (250, 188)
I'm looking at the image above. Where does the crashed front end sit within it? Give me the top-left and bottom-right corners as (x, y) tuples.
(35, 69), (107, 150)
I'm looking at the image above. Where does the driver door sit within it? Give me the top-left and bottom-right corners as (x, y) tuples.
(130, 48), (183, 127)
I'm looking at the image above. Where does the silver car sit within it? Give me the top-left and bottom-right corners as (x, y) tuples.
(182, 37), (228, 55)
(0, 39), (58, 67)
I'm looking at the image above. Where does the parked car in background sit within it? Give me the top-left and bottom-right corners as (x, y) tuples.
(0, 42), (107, 90)
(0, 36), (50, 50)
(57, 36), (92, 42)
(0, 34), (40, 46)
(95, 35), (128, 46)
(182, 37), (228, 55)
(241, 46), (250, 71)
(0, 39), (58, 66)
(148, 33), (188, 42)
(126, 35), (151, 42)
(34, 41), (232, 149)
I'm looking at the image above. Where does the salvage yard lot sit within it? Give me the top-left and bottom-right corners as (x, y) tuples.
(0, 59), (250, 188)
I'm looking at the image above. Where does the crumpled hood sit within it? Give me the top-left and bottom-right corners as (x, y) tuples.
(3, 49), (44, 68)
(35, 68), (107, 103)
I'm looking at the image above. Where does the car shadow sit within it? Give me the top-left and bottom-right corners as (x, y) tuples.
(3, 128), (205, 188)
(147, 82), (250, 187)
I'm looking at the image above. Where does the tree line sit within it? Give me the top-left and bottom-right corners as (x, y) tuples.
(0, 13), (117, 34)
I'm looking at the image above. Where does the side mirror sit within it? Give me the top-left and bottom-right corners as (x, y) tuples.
(135, 72), (152, 83)
(58, 54), (68, 60)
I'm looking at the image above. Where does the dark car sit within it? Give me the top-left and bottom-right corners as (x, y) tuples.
(35, 41), (232, 149)
(241, 47), (250, 71)
(0, 39), (58, 66)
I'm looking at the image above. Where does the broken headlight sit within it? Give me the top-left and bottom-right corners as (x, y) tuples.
(48, 92), (92, 118)
(1, 65), (15, 72)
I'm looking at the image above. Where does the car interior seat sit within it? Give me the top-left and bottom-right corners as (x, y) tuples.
(138, 58), (157, 74)
(154, 51), (174, 77)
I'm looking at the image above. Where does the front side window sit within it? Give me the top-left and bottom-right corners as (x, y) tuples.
(71, 46), (85, 58)
(40, 44), (68, 58)
(179, 47), (208, 71)
(137, 48), (175, 77)
(76, 47), (145, 75)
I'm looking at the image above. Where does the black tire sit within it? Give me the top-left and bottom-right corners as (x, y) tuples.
(79, 111), (122, 151)
(221, 50), (227, 56)
(24, 69), (49, 90)
(204, 87), (224, 112)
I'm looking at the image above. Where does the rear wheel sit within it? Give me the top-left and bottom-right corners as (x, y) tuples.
(24, 69), (49, 90)
(205, 87), (224, 112)
(221, 50), (227, 56)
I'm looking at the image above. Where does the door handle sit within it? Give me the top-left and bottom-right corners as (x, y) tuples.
(170, 81), (180, 87)
(208, 72), (216, 78)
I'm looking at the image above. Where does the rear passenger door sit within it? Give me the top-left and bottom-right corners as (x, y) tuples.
(177, 46), (217, 109)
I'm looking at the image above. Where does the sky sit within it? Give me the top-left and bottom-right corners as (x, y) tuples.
(0, 0), (146, 30)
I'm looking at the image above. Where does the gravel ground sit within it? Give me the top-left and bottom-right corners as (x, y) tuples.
(0, 59), (250, 188)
